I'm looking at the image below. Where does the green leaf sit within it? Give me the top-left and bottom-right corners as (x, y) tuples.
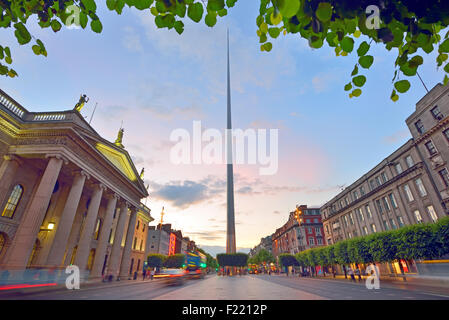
(316, 2), (332, 22)
(357, 41), (370, 57)
(340, 37), (354, 53)
(352, 75), (366, 87)
(188, 3), (204, 23)
(391, 89), (399, 102)
(4, 56), (12, 64)
(205, 13), (217, 27)
(207, 0), (225, 11)
(14, 23), (32, 45)
(394, 80), (411, 93)
(270, 12), (283, 25)
(445, 63), (449, 74)
(263, 42), (273, 52)
(106, 0), (117, 10)
(351, 88), (362, 97)
(277, 0), (300, 19)
(51, 20), (62, 32)
(359, 55), (374, 69)
(32, 45), (41, 55)
(440, 39), (449, 53)
(344, 83), (352, 91)
(91, 19), (103, 33)
(268, 27), (281, 39)
(351, 65), (358, 76)
(134, 0), (153, 10)
(81, 0), (97, 12)
(174, 21), (184, 34)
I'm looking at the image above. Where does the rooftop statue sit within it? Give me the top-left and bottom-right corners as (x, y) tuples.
(140, 167), (145, 180)
(74, 94), (89, 112)
(114, 127), (124, 148)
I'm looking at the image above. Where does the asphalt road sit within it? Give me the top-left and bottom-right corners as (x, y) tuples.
(1, 274), (448, 300)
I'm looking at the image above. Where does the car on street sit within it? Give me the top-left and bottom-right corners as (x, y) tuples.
(154, 268), (186, 286)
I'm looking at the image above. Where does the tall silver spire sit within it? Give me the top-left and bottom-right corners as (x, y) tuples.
(226, 29), (236, 254)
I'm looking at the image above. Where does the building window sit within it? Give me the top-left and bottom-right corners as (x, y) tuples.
(381, 172), (388, 183)
(343, 216), (348, 227)
(425, 141), (437, 156)
(376, 199), (383, 214)
(309, 238), (315, 245)
(397, 216), (404, 227)
(133, 237), (138, 250)
(140, 239), (144, 251)
(358, 208), (364, 221)
(353, 191), (359, 200)
(427, 206), (438, 222)
(382, 197), (391, 211)
(345, 197), (349, 206)
(317, 238), (323, 245)
(0, 233), (5, 256)
(415, 120), (425, 134)
(371, 224), (377, 233)
(315, 227), (321, 235)
(365, 205), (372, 219)
(349, 213), (354, 225)
(439, 168), (449, 187)
(415, 178), (427, 197)
(383, 220), (389, 230)
(388, 193), (398, 209)
(362, 226), (368, 235)
(307, 227), (312, 234)
(108, 229), (113, 244)
(370, 180), (376, 190)
(431, 105), (444, 120)
(375, 176), (382, 186)
(360, 186), (365, 196)
(405, 155), (414, 168)
(136, 220), (140, 230)
(389, 219), (397, 230)
(395, 163), (403, 174)
(314, 218), (319, 223)
(414, 210), (423, 223)
(404, 184), (414, 202)
(443, 128), (449, 142)
(1, 184), (23, 219)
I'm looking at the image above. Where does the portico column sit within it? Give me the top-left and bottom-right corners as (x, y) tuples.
(46, 170), (89, 267)
(106, 201), (129, 279)
(3, 155), (65, 270)
(0, 154), (22, 209)
(90, 193), (119, 278)
(119, 207), (138, 279)
(73, 183), (105, 270)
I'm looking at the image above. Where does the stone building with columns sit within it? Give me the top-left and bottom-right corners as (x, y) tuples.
(0, 89), (153, 281)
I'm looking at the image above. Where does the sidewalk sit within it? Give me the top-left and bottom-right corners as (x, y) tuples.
(270, 273), (449, 296)
(0, 275), (166, 297)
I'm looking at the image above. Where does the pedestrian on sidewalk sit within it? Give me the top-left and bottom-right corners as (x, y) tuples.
(355, 267), (361, 282)
(150, 268), (154, 280)
(348, 267), (356, 282)
(142, 268), (147, 281)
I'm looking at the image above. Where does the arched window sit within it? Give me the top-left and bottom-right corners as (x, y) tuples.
(1, 185), (23, 218)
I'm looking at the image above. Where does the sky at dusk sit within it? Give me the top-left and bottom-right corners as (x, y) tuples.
(0, 1), (446, 256)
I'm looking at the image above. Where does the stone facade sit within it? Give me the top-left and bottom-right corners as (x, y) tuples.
(0, 89), (153, 281)
(322, 84), (449, 245)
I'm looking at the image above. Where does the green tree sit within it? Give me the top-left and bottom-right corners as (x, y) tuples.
(433, 217), (449, 257)
(147, 254), (166, 269)
(2, 1), (449, 101)
(163, 254), (185, 268)
(279, 253), (299, 268)
(369, 231), (397, 263)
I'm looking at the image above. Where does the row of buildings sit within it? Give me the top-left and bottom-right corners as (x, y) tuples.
(147, 223), (198, 256)
(0, 89), (197, 281)
(252, 83), (449, 270)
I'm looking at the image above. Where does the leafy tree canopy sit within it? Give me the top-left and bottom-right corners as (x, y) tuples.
(147, 253), (166, 268)
(163, 253), (185, 268)
(1, 1), (449, 101)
